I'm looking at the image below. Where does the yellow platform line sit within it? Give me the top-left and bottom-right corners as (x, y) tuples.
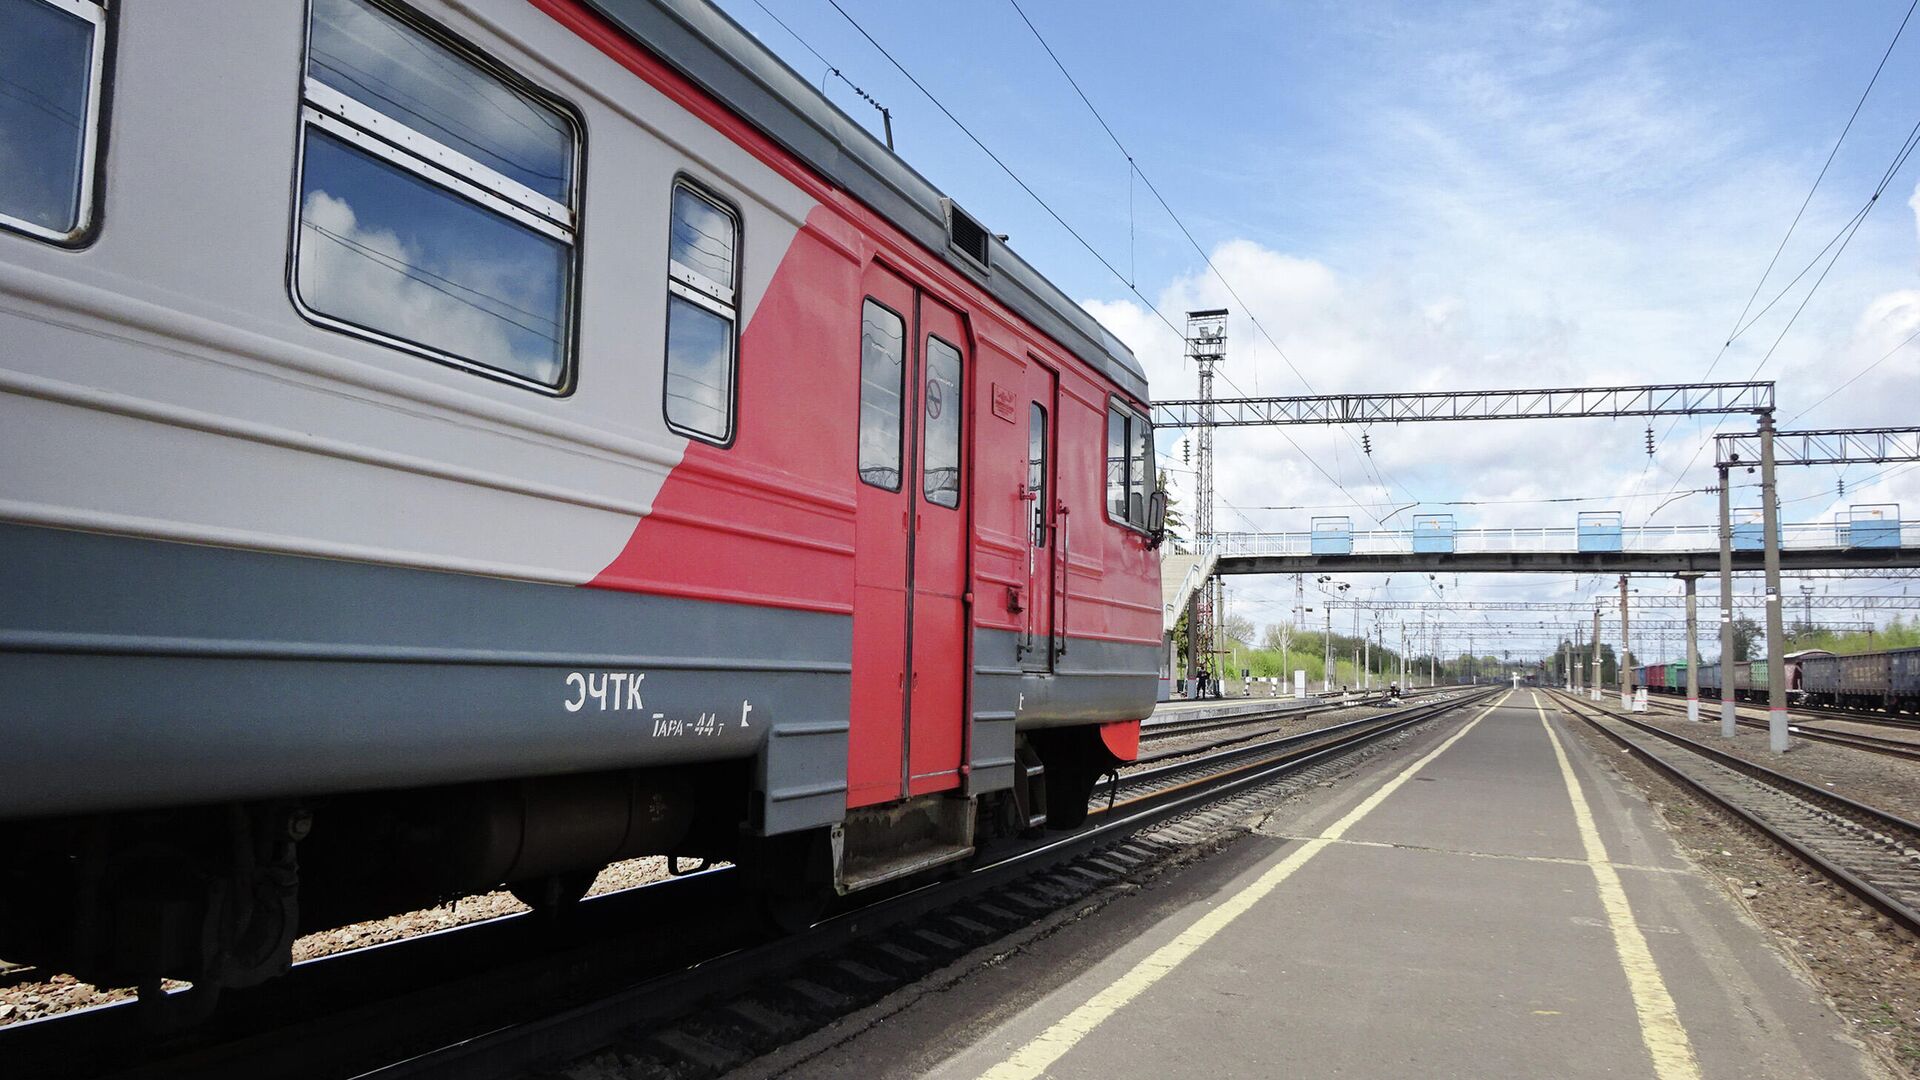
(1262, 833), (1691, 875)
(1534, 692), (1701, 1080)
(975, 689), (1515, 1080)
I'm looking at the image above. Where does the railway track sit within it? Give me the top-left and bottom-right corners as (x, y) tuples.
(1636, 695), (1920, 763)
(1133, 689), (1456, 765)
(3, 689), (1499, 1080)
(1138, 685), (1448, 742)
(1640, 689), (1920, 733)
(1548, 691), (1920, 938)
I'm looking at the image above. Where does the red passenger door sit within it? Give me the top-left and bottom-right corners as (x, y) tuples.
(848, 266), (970, 805)
(908, 298), (970, 795)
(849, 265), (914, 807)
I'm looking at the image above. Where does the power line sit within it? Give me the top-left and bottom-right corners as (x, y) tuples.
(820, 0), (1397, 527)
(1631, 2), (1919, 525)
(747, 0), (894, 136)
(1719, 0), (1917, 358)
(1670, 116), (1920, 487)
(817, 0), (1186, 345)
(1743, 116), (1920, 380)
(1002, 0), (1419, 516)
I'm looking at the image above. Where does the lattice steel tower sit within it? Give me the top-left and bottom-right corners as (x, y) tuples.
(1186, 309), (1227, 686)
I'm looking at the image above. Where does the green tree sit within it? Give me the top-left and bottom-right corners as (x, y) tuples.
(1729, 616), (1760, 662)
(1156, 469), (1186, 549)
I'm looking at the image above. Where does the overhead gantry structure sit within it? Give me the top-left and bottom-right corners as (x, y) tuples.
(1150, 381), (1776, 428)
(1154, 373), (1915, 752)
(1153, 377), (1780, 725)
(1320, 596), (1920, 612)
(1703, 425), (1920, 747)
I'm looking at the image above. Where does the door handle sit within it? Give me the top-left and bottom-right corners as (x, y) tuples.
(1056, 504), (1069, 657)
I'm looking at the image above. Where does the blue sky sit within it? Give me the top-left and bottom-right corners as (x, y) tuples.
(722, 0), (1920, 657)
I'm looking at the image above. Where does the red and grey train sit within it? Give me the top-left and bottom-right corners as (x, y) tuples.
(0, 0), (1166, 1001)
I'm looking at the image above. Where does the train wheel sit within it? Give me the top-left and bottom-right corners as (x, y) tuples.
(508, 868), (598, 918)
(1044, 758), (1094, 829)
(1029, 727), (1121, 831)
(742, 828), (834, 934)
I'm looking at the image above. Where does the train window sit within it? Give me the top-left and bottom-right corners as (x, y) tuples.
(292, 0), (580, 391)
(923, 336), (963, 508)
(0, 0), (107, 245)
(1131, 411), (1155, 524)
(1107, 407), (1129, 519)
(858, 299), (905, 490)
(664, 183), (739, 443)
(669, 186), (737, 303)
(1028, 404), (1048, 547)
(1105, 400), (1154, 530)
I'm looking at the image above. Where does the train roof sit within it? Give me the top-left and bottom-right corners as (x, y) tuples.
(582, 0), (1150, 401)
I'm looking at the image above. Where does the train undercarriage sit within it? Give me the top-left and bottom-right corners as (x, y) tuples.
(0, 726), (1121, 1022)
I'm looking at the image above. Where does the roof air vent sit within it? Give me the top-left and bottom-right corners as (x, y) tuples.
(943, 199), (991, 272)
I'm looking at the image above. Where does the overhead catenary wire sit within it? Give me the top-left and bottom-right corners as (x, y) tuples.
(1744, 116), (1920, 381)
(818, 0), (1398, 527)
(1626, 1), (1919, 527)
(1002, 0), (1419, 517)
(1718, 0), (1916, 360)
(747, 0), (894, 134)
(1646, 114), (1920, 511)
(814, 0), (1183, 344)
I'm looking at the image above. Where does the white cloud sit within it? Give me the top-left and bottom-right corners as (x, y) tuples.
(1052, 6), (1920, 661)
(1911, 180), (1920, 250)
(297, 190), (561, 384)
(1083, 213), (1920, 656)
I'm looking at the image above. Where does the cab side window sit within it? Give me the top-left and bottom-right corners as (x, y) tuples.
(1105, 401), (1154, 530)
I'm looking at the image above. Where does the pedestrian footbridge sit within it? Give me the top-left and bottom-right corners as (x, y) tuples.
(1212, 509), (1920, 575)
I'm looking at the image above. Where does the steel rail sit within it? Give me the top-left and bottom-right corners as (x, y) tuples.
(10, 689), (1498, 1079)
(1118, 692), (1467, 776)
(1637, 684), (1920, 732)
(364, 686), (1502, 1080)
(1662, 688), (1920, 732)
(1140, 685), (1448, 742)
(1547, 691), (1920, 937)
(1634, 695), (1920, 762)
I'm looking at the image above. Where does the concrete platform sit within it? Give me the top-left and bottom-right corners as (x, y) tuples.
(795, 689), (1882, 1080)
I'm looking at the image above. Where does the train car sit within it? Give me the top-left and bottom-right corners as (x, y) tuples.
(1890, 648), (1920, 715)
(1731, 660), (1774, 702)
(1799, 651), (1842, 707)
(1782, 649), (1828, 703)
(1667, 661), (1686, 694)
(0, 0), (1164, 1009)
(1699, 661), (1721, 697)
(1836, 652), (1892, 711)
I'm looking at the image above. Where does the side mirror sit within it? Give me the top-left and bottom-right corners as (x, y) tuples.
(1146, 489), (1169, 548)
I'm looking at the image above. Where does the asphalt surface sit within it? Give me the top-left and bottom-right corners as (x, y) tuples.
(775, 689), (1883, 1080)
